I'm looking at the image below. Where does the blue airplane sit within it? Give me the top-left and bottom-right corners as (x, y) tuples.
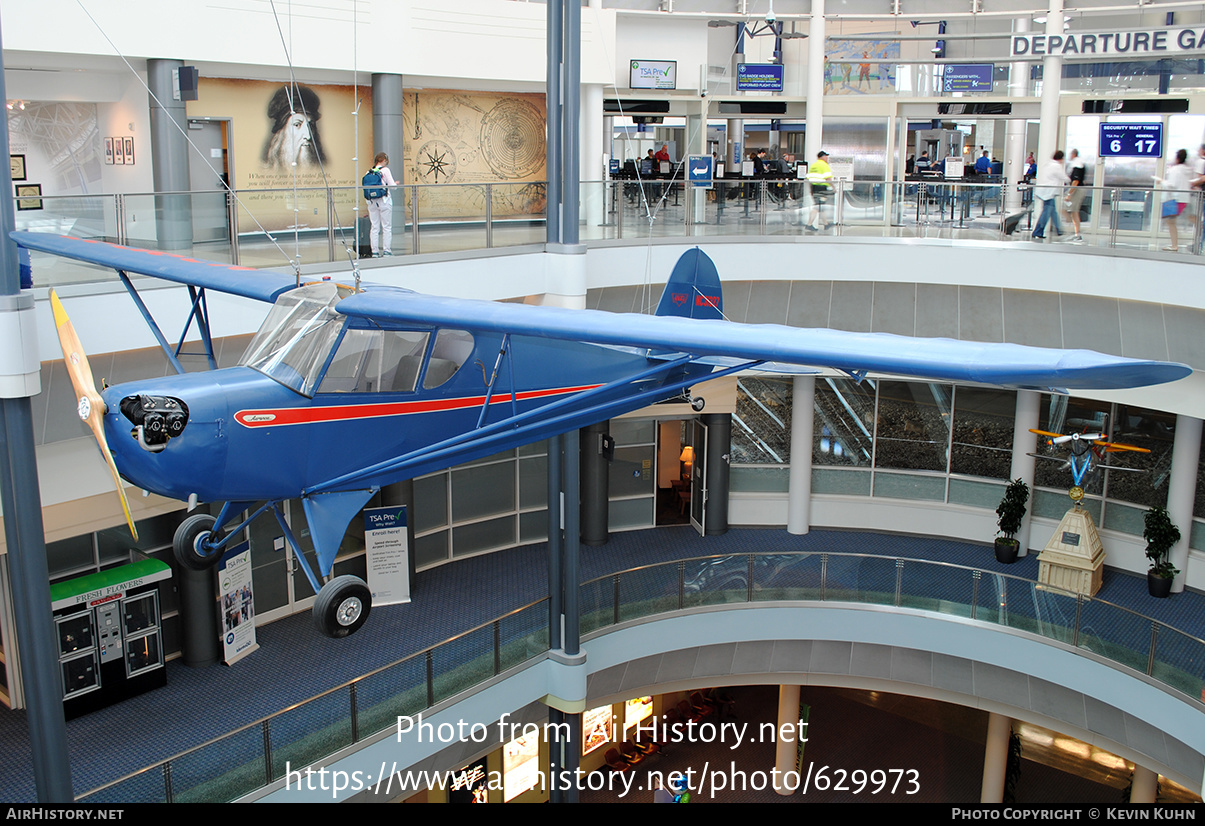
(13, 232), (1192, 637)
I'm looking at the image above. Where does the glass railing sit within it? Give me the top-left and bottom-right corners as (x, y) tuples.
(77, 550), (1205, 803)
(16, 180), (1203, 289)
(77, 599), (550, 804)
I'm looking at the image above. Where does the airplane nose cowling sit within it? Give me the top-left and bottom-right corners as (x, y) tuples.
(102, 381), (228, 503)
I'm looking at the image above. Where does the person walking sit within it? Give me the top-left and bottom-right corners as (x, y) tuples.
(805, 150), (833, 231)
(1064, 149), (1087, 242)
(1032, 150), (1068, 241)
(1158, 148), (1194, 252)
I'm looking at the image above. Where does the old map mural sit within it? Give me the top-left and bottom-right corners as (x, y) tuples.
(403, 90), (547, 220)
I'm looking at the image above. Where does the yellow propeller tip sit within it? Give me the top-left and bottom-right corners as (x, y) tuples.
(49, 289), (69, 329)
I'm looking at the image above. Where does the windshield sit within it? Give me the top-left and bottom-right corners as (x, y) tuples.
(240, 283), (346, 396)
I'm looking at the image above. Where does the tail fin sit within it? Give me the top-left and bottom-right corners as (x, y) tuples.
(655, 248), (724, 321)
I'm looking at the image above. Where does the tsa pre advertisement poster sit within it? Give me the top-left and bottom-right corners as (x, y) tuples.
(364, 505), (410, 606)
(220, 540), (258, 665)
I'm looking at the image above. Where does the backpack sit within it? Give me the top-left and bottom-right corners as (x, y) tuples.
(362, 167), (386, 200)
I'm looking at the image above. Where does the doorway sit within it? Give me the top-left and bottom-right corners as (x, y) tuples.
(186, 118), (232, 247)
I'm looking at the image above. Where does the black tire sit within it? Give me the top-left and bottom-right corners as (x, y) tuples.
(313, 576), (372, 638)
(173, 514), (220, 571)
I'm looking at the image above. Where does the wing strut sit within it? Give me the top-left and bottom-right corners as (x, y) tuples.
(116, 271), (218, 374)
(476, 333), (517, 429)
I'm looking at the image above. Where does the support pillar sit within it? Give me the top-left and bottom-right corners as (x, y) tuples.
(582, 83), (605, 229)
(147, 59), (192, 251)
(1010, 390), (1039, 555)
(787, 376), (815, 535)
(1130, 765), (1158, 803)
(581, 420), (610, 546)
(1166, 415), (1201, 594)
(702, 413), (731, 536)
(1036, 0), (1064, 170)
(0, 29), (73, 800)
(1004, 18), (1030, 212)
(178, 567), (219, 667)
(371, 74), (405, 177)
(774, 684), (801, 795)
(804, 0), (825, 161)
(981, 712), (1011, 803)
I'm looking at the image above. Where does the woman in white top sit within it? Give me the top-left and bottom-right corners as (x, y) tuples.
(1160, 148), (1195, 252)
(366, 152), (398, 257)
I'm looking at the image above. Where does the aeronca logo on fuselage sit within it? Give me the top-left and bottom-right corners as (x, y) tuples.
(242, 414), (276, 423)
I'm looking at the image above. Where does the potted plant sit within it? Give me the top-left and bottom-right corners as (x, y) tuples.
(994, 478), (1029, 564)
(1143, 505), (1181, 598)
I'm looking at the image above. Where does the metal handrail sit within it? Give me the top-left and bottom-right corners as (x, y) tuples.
(78, 549), (1205, 803)
(77, 596), (549, 802)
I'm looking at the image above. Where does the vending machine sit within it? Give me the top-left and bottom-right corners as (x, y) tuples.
(50, 558), (171, 720)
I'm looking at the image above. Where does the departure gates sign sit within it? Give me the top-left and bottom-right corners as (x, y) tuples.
(1012, 28), (1205, 57)
(1099, 123), (1163, 158)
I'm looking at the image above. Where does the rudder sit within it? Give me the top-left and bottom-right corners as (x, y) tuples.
(655, 248), (724, 321)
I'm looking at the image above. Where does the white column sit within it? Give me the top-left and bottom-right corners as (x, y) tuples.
(1004, 17), (1030, 211)
(1130, 765), (1158, 803)
(981, 712), (1011, 803)
(1036, 0), (1064, 168)
(788, 376), (815, 535)
(1166, 415), (1201, 594)
(1009, 390), (1039, 555)
(774, 684), (801, 795)
(582, 83), (605, 231)
(804, 0), (825, 162)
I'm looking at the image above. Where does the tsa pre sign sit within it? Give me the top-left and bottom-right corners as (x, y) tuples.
(220, 540), (258, 665)
(365, 505), (410, 606)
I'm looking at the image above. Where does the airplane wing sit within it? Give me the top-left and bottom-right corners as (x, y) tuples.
(12, 232), (297, 303)
(15, 232), (1191, 390)
(337, 290), (1191, 391)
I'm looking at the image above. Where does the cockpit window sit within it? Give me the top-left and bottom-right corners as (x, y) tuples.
(318, 328), (430, 393)
(422, 329), (475, 389)
(240, 283), (346, 397)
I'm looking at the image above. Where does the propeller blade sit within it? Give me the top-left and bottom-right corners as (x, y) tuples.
(50, 291), (138, 541)
(1102, 442), (1151, 453)
(1029, 429), (1064, 439)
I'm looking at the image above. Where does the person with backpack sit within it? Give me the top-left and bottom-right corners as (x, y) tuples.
(363, 152), (398, 257)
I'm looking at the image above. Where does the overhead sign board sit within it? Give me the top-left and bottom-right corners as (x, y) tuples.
(736, 63), (785, 92)
(1099, 122), (1163, 157)
(943, 64), (994, 92)
(630, 60), (677, 90)
(1011, 28), (1205, 58)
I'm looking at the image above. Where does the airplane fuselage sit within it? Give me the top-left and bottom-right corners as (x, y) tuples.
(102, 330), (702, 505)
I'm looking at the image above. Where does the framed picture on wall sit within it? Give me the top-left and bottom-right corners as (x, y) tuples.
(114, 137), (125, 165)
(124, 137), (134, 165)
(104, 138), (114, 165)
(15, 184), (42, 211)
(9, 154), (26, 181)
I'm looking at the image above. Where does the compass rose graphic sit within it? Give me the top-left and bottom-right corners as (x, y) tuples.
(416, 140), (456, 183)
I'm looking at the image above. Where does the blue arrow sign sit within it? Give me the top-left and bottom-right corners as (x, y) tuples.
(687, 155), (713, 189)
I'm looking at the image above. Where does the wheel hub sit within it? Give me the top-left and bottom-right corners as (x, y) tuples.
(336, 596), (363, 626)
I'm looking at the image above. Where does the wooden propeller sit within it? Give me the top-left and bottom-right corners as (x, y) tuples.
(50, 290), (138, 540)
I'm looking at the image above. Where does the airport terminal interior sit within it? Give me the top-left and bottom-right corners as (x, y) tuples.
(2, 0), (1205, 804)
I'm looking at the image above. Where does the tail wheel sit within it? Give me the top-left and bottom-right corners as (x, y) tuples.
(314, 576), (372, 638)
(173, 514), (220, 571)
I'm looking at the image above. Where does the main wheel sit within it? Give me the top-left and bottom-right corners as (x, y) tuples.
(313, 575), (372, 638)
(173, 514), (220, 571)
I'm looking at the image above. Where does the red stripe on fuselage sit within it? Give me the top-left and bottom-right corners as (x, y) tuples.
(233, 384), (603, 428)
